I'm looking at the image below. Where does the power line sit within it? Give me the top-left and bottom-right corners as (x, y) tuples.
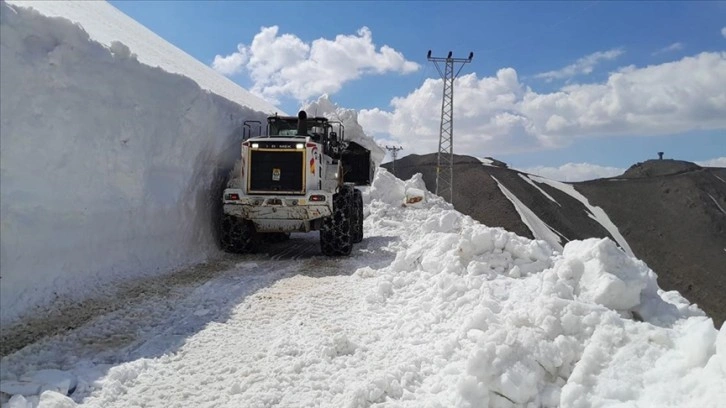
(385, 145), (403, 177)
(427, 50), (473, 204)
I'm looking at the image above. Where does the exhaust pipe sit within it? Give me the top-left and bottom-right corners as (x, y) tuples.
(297, 110), (308, 136)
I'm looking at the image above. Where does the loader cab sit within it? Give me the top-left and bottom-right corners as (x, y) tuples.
(267, 113), (329, 138)
(266, 111), (345, 157)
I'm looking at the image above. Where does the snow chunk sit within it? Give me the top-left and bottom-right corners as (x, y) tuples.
(108, 40), (137, 61)
(368, 168), (405, 205)
(0, 370), (77, 398)
(558, 238), (652, 311)
(324, 334), (358, 358)
(37, 391), (76, 408)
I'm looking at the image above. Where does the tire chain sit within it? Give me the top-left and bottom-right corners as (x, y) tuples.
(351, 189), (364, 243)
(220, 215), (256, 253)
(320, 187), (353, 256)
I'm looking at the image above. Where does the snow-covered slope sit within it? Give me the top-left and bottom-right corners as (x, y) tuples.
(528, 174), (634, 256)
(5, 0), (279, 114)
(490, 167), (632, 256)
(493, 175), (564, 251)
(0, 2), (270, 325)
(1, 169), (724, 407)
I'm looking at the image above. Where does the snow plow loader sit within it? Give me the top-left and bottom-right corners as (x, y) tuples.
(221, 111), (374, 256)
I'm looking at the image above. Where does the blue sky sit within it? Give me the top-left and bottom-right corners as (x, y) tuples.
(111, 1), (725, 178)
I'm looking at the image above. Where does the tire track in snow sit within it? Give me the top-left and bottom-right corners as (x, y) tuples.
(0, 258), (237, 357)
(1, 234), (321, 357)
(0, 232), (398, 401)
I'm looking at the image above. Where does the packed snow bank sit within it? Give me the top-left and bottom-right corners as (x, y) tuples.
(5, 0), (278, 114)
(0, 3), (268, 325)
(303, 95), (386, 166)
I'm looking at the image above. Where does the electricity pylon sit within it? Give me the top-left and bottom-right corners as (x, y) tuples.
(385, 145), (403, 177)
(427, 50), (473, 204)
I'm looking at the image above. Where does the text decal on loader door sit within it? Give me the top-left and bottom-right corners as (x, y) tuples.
(272, 168), (281, 181)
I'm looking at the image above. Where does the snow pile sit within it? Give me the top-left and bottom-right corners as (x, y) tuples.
(303, 95), (386, 166)
(1, 173), (724, 407)
(0, 2), (269, 325)
(360, 169), (724, 407)
(5, 0), (278, 114)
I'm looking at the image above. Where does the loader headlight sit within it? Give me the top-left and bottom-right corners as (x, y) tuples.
(252, 143), (259, 148)
(296, 143), (304, 149)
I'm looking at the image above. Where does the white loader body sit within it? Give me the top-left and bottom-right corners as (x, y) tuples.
(219, 110), (371, 256)
(223, 136), (342, 233)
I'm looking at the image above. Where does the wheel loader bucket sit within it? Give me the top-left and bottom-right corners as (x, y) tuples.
(341, 142), (374, 186)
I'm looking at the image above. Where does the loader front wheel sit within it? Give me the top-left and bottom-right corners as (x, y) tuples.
(220, 215), (257, 253)
(351, 189), (364, 243)
(320, 186), (354, 256)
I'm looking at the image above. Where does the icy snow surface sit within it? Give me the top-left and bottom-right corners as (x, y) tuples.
(1, 168), (725, 408)
(492, 176), (564, 251)
(0, 2), (270, 325)
(529, 175), (635, 257)
(4, 0), (278, 114)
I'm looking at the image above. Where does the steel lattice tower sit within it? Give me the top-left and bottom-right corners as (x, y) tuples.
(427, 50), (473, 204)
(385, 145), (403, 177)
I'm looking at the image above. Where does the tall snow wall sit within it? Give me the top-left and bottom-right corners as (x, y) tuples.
(0, 4), (267, 325)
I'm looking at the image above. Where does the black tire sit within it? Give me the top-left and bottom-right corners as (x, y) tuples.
(220, 215), (257, 253)
(351, 189), (364, 243)
(320, 186), (354, 256)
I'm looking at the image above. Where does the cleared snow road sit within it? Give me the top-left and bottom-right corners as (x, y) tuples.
(0, 231), (398, 406)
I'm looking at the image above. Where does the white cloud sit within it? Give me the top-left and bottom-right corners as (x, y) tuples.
(722, 27), (726, 39)
(212, 26), (419, 103)
(535, 48), (624, 82)
(652, 42), (684, 55)
(212, 44), (248, 75)
(360, 52), (726, 158)
(521, 163), (625, 182)
(696, 157), (726, 167)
